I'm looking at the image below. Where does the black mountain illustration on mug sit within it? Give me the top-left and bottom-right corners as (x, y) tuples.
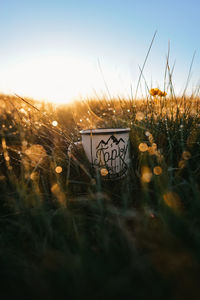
(96, 135), (125, 149)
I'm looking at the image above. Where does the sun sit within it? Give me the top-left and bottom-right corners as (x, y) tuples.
(0, 53), (133, 105)
(0, 55), (102, 104)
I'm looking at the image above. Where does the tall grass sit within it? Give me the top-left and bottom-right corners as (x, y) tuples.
(0, 93), (200, 299)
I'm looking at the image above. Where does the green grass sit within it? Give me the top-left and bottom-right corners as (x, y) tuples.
(0, 93), (200, 299)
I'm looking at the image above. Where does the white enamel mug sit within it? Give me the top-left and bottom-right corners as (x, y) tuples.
(80, 128), (130, 180)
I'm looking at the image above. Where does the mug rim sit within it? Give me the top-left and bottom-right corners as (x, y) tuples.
(80, 128), (130, 135)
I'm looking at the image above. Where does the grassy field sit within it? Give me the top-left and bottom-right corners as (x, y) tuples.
(0, 92), (200, 299)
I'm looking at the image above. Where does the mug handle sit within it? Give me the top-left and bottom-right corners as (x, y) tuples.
(68, 141), (82, 158)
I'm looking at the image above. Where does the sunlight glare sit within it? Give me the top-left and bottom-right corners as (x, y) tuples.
(0, 54), (132, 104)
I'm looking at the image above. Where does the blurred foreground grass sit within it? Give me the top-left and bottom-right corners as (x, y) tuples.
(0, 93), (200, 299)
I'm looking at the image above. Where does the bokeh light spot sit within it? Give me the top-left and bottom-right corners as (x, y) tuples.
(145, 131), (150, 137)
(25, 144), (46, 166)
(163, 191), (182, 211)
(55, 166), (63, 174)
(153, 166), (162, 175)
(52, 120), (58, 127)
(100, 168), (108, 176)
(182, 151), (191, 160)
(148, 146), (156, 155)
(139, 143), (148, 152)
(30, 172), (39, 181)
(141, 166), (152, 183)
(178, 160), (186, 169)
(5, 155), (10, 161)
(51, 183), (66, 206)
(136, 111), (144, 121)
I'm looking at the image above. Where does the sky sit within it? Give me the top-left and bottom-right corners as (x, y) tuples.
(0, 0), (200, 104)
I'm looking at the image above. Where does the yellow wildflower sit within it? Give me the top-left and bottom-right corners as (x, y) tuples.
(149, 88), (159, 96)
(158, 90), (167, 97)
(149, 88), (167, 97)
